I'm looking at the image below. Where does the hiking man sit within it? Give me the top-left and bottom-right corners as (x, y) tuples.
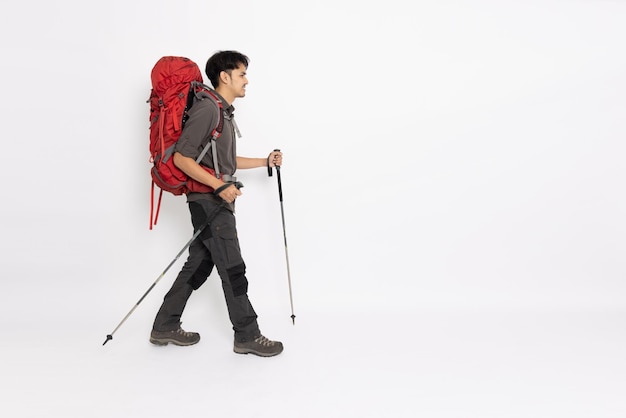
(150, 50), (284, 357)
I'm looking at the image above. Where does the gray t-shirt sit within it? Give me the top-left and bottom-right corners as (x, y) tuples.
(175, 90), (238, 208)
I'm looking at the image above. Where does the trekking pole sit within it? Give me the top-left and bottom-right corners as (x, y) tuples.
(103, 182), (243, 345)
(269, 149), (296, 325)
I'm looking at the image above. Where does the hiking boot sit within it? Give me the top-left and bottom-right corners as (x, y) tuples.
(150, 324), (200, 346)
(234, 335), (284, 357)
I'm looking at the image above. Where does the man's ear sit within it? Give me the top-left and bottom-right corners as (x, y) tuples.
(219, 70), (230, 85)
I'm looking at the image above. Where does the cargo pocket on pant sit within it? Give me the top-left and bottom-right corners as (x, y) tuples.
(214, 223), (248, 296)
(214, 222), (243, 267)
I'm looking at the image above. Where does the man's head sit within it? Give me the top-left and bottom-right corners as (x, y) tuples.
(206, 50), (249, 102)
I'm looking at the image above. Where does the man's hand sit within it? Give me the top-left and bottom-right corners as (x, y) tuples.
(215, 183), (242, 203)
(268, 150), (282, 168)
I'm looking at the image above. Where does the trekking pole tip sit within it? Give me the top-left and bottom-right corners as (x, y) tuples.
(102, 334), (113, 346)
(291, 314), (296, 325)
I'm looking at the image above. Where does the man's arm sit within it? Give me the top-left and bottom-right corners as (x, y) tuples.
(173, 152), (241, 200)
(237, 150), (282, 169)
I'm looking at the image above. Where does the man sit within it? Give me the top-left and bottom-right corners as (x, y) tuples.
(149, 50), (284, 357)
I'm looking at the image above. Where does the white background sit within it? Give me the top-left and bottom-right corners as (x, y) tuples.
(1, 0), (625, 417)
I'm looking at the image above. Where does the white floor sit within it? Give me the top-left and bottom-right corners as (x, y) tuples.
(3, 279), (625, 418)
(2, 1), (625, 417)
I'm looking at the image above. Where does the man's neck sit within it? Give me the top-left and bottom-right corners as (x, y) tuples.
(215, 86), (235, 106)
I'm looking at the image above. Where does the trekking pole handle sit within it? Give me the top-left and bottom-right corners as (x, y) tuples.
(268, 149), (281, 177)
(272, 149), (283, 201)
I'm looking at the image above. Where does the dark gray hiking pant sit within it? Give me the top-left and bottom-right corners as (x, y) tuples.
(152, 199), (260, 343)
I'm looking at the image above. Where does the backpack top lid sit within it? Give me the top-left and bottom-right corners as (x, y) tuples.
(150, 56), (203, 97)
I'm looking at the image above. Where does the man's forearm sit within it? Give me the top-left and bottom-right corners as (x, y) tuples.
(236, 156), (267, 169)
(173, 152), (224, 189)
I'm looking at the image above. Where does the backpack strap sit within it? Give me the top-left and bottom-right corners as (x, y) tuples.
(190, 82), (224, 178)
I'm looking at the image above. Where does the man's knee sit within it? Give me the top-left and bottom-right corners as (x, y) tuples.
(227, 262), (248, 296)
(186, 259), (213, 290)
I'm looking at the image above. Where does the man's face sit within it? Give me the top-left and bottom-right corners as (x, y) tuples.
(223, 63), (248, 98)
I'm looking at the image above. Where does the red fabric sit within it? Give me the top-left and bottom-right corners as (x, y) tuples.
(149, 56), (203, 197)
(148, 56), (203, 228)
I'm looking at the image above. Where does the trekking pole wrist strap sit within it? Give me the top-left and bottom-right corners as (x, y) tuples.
(213, 181), (244, 196)
(213, 183), (231, 195)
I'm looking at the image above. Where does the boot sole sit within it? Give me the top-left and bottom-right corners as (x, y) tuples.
(233, 346), (283, 357)
(150, 337), (200, 346)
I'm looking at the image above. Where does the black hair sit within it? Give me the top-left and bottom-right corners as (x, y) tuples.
(205, 50), (249, 88)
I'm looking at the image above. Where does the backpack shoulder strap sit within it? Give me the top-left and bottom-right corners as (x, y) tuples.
(190, 83), (224, 178)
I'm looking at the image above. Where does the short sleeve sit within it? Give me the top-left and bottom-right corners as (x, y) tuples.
(175, 98), (219, 159)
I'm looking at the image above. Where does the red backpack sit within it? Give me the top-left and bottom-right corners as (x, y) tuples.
(148, 56), (224, 229)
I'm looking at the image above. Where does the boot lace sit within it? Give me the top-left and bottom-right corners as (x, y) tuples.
(176, 328), (194, 337)
(175, 323), (195, 337)
(254, 335), (275, 346)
